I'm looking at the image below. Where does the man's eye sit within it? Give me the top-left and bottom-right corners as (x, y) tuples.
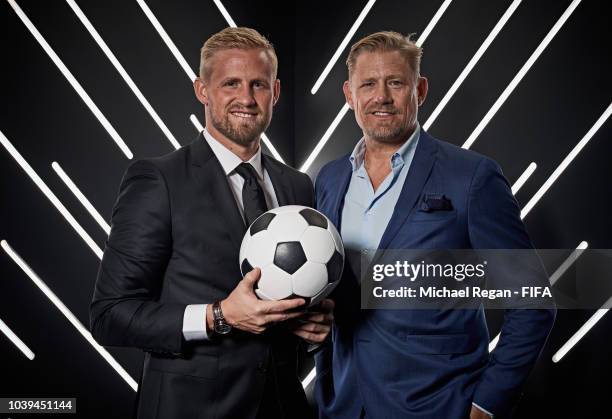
(361, 82), (374, 88)
(389, 80), (403, 87)
(225, 81), (238, 87)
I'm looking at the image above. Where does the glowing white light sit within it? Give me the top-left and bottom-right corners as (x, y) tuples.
(521, 101), (612, 219)
(415, 0), (454, 47)
(7, 0), (133, 159)
(511, 162), (536, 195)
(213, 0), (237, 27)
(552, 295), (612, 363)
(0, 130), (103, 259)
(1, 240), (137, 390)
(52, 162), (111, 235)
(424, 0), (523, 130)
(64, 0), (180, 150)
(489, 240), (588, 352)
(301, 366), (317, 389)
(462, 0), (582, 149)
(135, 0), (197, 81)
(310, 0), (377, 95)
(0, 317), (35, 360)
(300, 103), (351, 173)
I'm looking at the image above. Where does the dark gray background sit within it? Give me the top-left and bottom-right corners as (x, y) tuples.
(1, 0), (611, 417)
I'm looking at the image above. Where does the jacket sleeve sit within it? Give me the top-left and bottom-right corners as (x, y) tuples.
(468, 157), (556, 416)
(90, 159), (186, 356)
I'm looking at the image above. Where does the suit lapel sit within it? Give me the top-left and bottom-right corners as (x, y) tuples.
(330, 158), (353, 230)
(262, 154), (294, 206)
(190, 133), (246, 250)
(377, 130), (438, 249)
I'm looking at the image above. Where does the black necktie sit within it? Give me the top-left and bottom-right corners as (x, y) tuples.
(234, 162), (268, 226)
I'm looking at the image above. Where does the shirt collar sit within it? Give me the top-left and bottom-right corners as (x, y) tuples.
(202, 127), (264, 179)
(349, 122), (421, 172)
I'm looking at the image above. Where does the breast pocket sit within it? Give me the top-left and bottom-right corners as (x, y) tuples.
(411, 209), (457, 223)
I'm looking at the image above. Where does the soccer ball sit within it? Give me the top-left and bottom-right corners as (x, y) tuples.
(239, 205), (344, 306)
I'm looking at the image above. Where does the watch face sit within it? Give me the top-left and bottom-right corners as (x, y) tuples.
(215, 322), (232, 335)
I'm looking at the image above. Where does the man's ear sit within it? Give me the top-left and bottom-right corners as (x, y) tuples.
(343, 80), (354, 110)
(273, 79), (281, 106)
(416, 76), (428, 106)
(193, 77), (208, 106)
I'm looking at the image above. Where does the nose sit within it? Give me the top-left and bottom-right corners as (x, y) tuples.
(374, 83), (392, 105)
(236, 84), (256, 107)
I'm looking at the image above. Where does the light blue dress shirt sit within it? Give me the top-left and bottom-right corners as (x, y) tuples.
(341, 124), (420, 274)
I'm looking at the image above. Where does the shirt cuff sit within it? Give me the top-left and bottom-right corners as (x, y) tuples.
(472, 402), (494, 418)
(182, 304), (209, 341)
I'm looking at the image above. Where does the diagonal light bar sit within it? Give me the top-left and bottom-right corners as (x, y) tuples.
(65, 0), (180, 150)
(462, 0), (582, 149)
(135, 0), (197, 81)
(521, 101), (612, 219)
(424, 0), (522, 130)
(213, 0), (237, 27)
(415, 0), (453, 47)
(0, 240), (137, 390)
(300, 2), (452, 172)
(0, 129), (103, 259)
(52, 161), (111, 235)
(300, 103), (351, 172)
(552, 294), (612, 362)
(7, 0), (133, 160)
(511, 161), (536, 195)
(488, 241), (589, 352)
(0, 316), (35, 360)
(301, 365), (317, 389)
(310, 0), (377, 95)
(189, 114), (285, 163)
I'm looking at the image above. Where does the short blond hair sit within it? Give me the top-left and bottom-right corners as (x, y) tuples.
(346, 31), (422, 79)
(199, 27), (278, 80)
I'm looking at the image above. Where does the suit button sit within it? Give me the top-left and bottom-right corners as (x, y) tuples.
(257, 361), (267, 373)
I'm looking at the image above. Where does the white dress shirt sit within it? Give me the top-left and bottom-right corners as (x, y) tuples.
(182, 128), (279, 341)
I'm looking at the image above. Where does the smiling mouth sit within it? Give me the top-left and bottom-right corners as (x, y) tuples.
(230, 111), (258, 119)
(371, 111), (395, 117)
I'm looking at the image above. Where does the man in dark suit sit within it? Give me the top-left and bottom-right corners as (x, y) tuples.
(314, 31), (555, 418)
(91, 27), (332, 419)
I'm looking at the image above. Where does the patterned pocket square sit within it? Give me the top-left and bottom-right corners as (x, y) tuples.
(420, 193), (453, 212)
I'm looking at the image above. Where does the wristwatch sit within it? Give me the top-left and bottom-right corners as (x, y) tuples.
(212, 301), (232, 335)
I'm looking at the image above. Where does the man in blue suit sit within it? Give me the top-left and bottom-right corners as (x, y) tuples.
(313, 31), (555, 419)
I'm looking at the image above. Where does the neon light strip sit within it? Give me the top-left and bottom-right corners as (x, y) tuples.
(212, 0), (237, 27)
(1, 240), (137, 390)
(310, 0), (377, 95)
(488, 240), (588, 352)
(511, 161), (536, 195)
(65, 0), (180, 150)
(0, 317), (35, 360)
(552, 295), (612, 362)
(521, 101), (612, 219)
(0, 130), (103, 259)
(135, 0), (197, 81)
(415, 0), (453, 47)
(7, 0), (133, 159)
(462, 0), (582, 149)
(51, 162), (110, 235)
(423, 0), (522, 130)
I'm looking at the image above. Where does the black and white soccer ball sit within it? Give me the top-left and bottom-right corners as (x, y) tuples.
(239, 205), (344, 306)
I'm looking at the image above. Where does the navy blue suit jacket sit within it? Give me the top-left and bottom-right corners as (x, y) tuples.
(313, 130), (555, 419)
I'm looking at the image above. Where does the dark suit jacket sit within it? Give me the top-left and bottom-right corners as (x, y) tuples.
(313, 130), (555, 419)
(90, 133), (314, 419)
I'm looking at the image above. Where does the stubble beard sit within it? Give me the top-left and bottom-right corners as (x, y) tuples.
(210, 106), (271, 147)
